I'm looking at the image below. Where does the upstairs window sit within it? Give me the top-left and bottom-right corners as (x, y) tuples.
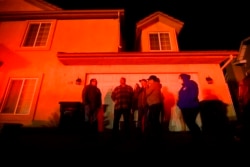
(0, 78), (38, 115)
(21, 22), (52, 48)
(149, 32), (171, 51)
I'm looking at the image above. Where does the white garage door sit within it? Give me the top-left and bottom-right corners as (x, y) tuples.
(86, 73), (201, 131)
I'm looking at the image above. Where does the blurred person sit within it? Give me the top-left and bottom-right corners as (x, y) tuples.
(238, 74), (250, 143)
(111, 77), (134, 138)
(82, 78), (102, 133)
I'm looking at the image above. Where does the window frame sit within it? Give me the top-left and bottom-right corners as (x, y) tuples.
(0, 78), (38, 115)
(0, 74), (43, 124)
(149, 32), (172, 51)
(19, 20), (56, 50)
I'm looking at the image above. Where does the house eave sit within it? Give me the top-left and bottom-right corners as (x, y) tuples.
(0, 9), (125, 21)
(57, 51), (239, 65)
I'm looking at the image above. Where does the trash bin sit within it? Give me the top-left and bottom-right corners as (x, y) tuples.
(58, 101), (84, 131)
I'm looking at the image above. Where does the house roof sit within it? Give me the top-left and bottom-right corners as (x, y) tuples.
(57, 51), (238, 65)
(25, 0), (62, 10)
(0, 9), (125, 21)
(0, 0), (62, 12)
(136, 11), (184, 36)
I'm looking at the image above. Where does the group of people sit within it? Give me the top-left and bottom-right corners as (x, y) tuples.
(81, 74), (202, 141)
(111, 75), (164, 139)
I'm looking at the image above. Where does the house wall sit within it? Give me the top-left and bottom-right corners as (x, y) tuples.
(0, 19), (236, 130)
(140, 22), (179, 52)
(0, 2), (236, 131)
(0, 44), (236, 129)
(52, 19), (121, 52)
(0, 17), (121, 126)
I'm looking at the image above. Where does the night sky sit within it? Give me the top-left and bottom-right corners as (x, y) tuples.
(45, 0), (250, 51)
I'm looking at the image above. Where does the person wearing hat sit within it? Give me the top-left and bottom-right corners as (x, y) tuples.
(177, 73), (201, 141)
(82, 78), (102, 133)
(145, 75), (163, 139)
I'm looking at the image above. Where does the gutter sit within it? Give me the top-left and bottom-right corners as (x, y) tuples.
(221, 54), (234, 70)
(0, 9), (125, 21)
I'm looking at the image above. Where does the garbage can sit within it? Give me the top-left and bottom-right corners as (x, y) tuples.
(58, 101), (84, 131)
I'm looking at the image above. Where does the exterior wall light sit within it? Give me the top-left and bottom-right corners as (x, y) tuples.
(206, 76), (213, 84)
(75, 77), (82, 85)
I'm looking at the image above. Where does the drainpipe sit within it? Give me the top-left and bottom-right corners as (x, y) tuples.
(221, 54), (234, 70)
(118, 11), (122, 52)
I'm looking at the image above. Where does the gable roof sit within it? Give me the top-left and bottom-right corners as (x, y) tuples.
(136, 11), (184, 36)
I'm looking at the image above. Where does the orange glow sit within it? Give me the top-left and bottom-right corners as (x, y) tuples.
(0, 1), (239, 131)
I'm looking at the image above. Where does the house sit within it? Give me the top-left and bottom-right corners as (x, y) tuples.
(0, 0), (239, 131)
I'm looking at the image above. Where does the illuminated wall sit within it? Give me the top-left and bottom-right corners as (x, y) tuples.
(0, 1), (237, 131)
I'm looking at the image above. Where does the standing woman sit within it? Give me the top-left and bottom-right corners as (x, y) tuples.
(177, 73), (201, 141)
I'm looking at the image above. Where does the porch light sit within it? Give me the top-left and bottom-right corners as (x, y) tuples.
(75, 77), (82, 85)
(206, 76), (213, 84)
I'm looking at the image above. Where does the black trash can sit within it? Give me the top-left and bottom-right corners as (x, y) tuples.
(58, 101), (84, 131)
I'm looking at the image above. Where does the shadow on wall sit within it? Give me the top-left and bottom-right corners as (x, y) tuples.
(200, 89), (231, 140)
(0, 44), (30, 70)
(161, 86), (175, 126)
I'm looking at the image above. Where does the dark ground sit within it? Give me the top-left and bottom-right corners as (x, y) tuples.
(0, 123), (248, 165)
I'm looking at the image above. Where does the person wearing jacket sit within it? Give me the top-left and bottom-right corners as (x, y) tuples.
(82, 78), (102, 133)
(145, 75), (163, 139)
(177, 73), (201, 141)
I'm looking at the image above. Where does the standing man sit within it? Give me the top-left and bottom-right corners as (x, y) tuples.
(82, 78), (102, 133)
(111, 77), (134, 138)
(177, 73), (201, 141)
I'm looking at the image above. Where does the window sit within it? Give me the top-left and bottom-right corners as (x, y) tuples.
(0, 78), (38, 115)
(21, 22), (52, 47)
(149, 32), (171, 51)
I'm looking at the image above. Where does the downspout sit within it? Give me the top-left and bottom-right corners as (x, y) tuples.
(118, 11), (122, 52)
(221, 54), (234, 70)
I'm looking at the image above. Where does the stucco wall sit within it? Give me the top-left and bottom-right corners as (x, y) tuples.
(30, 63), (235, 129)
(53, 19), (121, 52)
(0, 11), (236, 130)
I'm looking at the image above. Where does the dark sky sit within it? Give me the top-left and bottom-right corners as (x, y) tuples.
(46, 0), (250, 51)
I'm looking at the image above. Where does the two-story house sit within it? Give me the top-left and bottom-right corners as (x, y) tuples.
(0, 0), (239, 132)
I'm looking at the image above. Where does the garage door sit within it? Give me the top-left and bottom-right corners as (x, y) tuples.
(86, 73), (201, 131)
